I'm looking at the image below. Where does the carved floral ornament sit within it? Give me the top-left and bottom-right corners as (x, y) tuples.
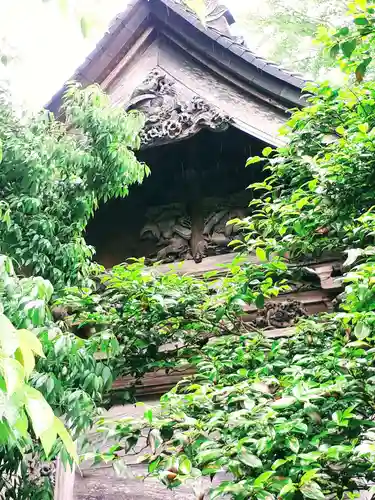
(125, 69), (232, 147)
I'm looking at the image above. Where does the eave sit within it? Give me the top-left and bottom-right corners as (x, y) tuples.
(46, 0), (307, 147)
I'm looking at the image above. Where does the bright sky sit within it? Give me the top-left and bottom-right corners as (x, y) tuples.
(0, 0), (247, 110)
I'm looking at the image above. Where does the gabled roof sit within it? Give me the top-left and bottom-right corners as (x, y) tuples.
(46, 0), (306, 116)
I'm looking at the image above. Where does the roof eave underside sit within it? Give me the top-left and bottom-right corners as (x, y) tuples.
(46, 0), (306, 115)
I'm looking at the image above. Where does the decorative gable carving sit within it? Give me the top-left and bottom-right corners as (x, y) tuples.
(125, 69), (232, 148)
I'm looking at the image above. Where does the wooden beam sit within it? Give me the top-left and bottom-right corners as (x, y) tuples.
(54, 458), (75, 500)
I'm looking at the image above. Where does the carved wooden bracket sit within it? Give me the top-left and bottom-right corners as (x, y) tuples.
(125, 69), (232, 148)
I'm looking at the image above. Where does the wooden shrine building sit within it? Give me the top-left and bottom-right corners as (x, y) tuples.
(46, 2), (318, 498)
(47, 0), (306, 272)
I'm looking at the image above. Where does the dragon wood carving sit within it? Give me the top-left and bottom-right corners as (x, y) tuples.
(125, 69), (232, 147)
(140, 198), (247, 264)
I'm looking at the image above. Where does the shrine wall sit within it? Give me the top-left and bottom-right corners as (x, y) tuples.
(84, 28), (288, 268)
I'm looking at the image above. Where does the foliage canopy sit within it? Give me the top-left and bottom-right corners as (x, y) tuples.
(84, 3), (375, 500)
(0, 84), (148, 289)
(6, 2), (375, 499)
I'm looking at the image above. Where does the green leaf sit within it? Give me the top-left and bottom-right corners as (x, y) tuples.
(358, 123), (369, 133)
(53, 416), (78, 462)
(293, 220), (304, 236)
(286, 436), (300, 453)
(262, 147), (273, 157)
(179, 458), (192, 475)
(300, 481), (325, 500)
(25, 386), (55, 438)
(255, 491), (274, 500)
(253, 471), (275, 487)
(215, 306), (226, 321)
(148, 457), (161, 473)
(354, 16), (369, 24)
(300, 469), (319, 486)
(246, 156), (265, 166)
(197, 448), (223, 465)
(15, 346), (35, 378)
(296, 198), (309, 210)
(270, 397), (296, 409)
(329, 43), (340, 58)
(272, 459), (287, 470)
(280, 481), (295, 496)
(341, 39), (357, 58)
(2, 357), (25, 394)
(239, 449), (262, 468)
(40, 425), (57, 457)
(344, 248), (364, 267)
(101, 366), (112, 386)
(255, 294), (265, 309)
(18, 328), (44, 361)
(354, 321), (370, 340)
(356, 58), (372, 81)
(144, 409), (153, 424)
(256, 247), (267, 262)
(338, 26), (350, 35)
(354, 0), (367, 9)
(0, 314), (19, 356)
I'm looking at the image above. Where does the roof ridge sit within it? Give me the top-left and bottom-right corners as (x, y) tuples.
(46, 0), (306, 114)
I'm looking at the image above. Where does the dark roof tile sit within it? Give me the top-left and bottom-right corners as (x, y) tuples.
(251, 58), (268, 72)
(205, 29), (223, 41)
(216, 35), (234, 49)
(229, 43), (246, 57)
(241, 51), (256, 64)
(261, 63), (285, 79)
(46, 0), (307, 112)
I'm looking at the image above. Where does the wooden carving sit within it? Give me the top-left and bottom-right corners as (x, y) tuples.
(26, 454), (56, 489)
(255, 300), (308, 329)
(125, 69), (232, 147)
(140, 197), (246, 264)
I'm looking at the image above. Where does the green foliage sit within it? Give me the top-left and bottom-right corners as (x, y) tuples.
(0, 84), (147, 289)
(232, 77), (375, 261)
(79, 4), (375, 500)
(0, 255), (78, 499)
(321, 0), (375, 81)
(56, 258), (290, 388)
(93, 264), (375, 499)
(234, 0), (348, 79)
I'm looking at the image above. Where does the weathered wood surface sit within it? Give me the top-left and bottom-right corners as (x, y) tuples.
(112, 365), (195, 397)
(153, 252), (342, 285)
(74, 466), (232, 500)
(73, 469), (370, 500)
(54, 458), (75, 500)
(111, 328), (297, 397)
(154, 252), (250, 276)
(74, 468), (195, 499)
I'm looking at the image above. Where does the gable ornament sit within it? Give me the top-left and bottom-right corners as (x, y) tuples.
(125, 69), (232, 147)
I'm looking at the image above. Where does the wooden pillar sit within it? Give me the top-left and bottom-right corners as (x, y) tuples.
(185, 143), (205, 263)
(54, 458), (75, 500)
